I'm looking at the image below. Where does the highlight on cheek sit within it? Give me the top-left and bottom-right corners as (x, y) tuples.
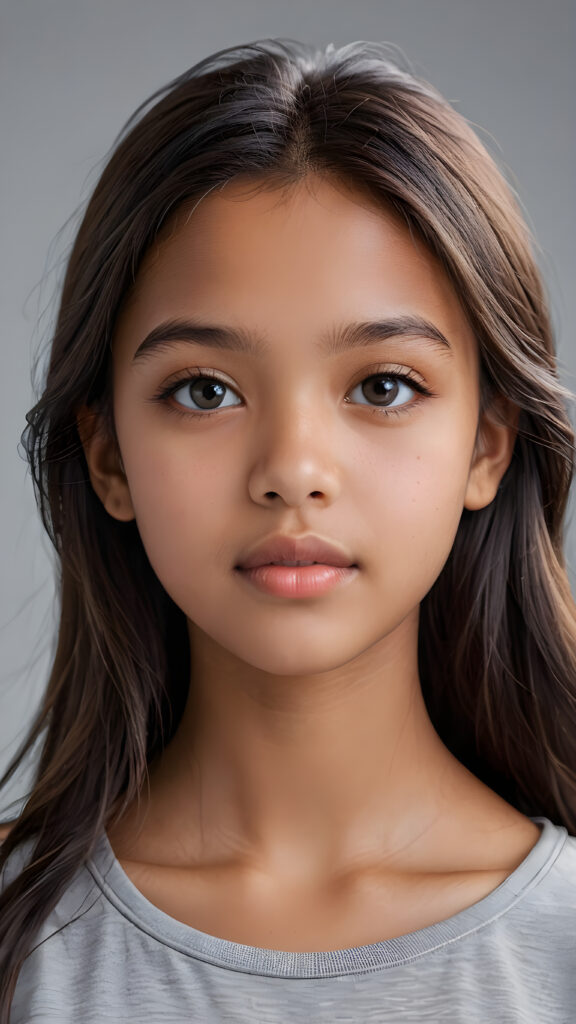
(145, 362), (437, 421)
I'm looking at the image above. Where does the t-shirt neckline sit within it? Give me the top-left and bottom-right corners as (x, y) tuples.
(86, 815), (567, 978)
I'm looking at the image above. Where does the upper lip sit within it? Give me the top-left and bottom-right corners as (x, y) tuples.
(236, 534), (357, 570)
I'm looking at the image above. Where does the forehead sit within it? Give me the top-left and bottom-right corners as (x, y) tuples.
(114, 174), (477, 364)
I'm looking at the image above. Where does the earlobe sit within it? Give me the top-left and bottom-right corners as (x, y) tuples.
(76, 405), (136, 522)
(464, 397), (519, 511)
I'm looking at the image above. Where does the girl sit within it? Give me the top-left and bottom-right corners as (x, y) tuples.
(1, 36), (576, 1023)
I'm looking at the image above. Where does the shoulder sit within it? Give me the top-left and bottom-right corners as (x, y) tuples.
(508, 825), (576, 930)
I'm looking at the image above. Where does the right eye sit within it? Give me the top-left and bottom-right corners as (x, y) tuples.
(164, 372), (243, 415)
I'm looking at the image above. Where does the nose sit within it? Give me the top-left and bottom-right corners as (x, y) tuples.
(246, 402), (342, 509)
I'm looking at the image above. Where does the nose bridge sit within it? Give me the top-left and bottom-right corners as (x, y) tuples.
(264, 371), (336, 453)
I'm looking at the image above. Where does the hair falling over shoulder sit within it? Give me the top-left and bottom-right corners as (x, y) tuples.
(1, 36), (576, 1017)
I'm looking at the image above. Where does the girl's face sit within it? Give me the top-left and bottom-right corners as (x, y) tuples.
(105, 174), (507, 677)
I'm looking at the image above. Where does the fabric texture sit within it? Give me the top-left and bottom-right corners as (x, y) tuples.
(2, 815), (576, 1022)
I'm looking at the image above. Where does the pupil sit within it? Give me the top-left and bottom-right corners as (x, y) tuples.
(369, 377), (398, 404)
(193, 379), (225, 408)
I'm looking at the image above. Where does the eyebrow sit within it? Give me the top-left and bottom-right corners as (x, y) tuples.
(131, 314), (452, 362)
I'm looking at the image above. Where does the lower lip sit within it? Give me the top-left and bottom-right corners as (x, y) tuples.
(236, 564), (358, 598)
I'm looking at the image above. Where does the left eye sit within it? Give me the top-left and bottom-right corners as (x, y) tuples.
(346, 374), (417, 408)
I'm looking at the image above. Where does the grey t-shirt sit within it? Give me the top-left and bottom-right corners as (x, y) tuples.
(2, 815), (576, 1023)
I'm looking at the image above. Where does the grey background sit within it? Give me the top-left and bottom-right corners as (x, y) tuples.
(1, 0), (575, 814)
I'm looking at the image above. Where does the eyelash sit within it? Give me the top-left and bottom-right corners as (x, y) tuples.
(149, 364), (435, 421)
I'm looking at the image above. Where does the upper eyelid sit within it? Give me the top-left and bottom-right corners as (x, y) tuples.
(158, 362), (429, 391)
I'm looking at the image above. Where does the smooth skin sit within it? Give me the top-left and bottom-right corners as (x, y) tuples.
(77, 173), (541, 952)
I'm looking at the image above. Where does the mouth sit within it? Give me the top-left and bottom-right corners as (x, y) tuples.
(236, 560), (358, 569)
(234, 561), (359, 598)
(236, 534), (358, 571)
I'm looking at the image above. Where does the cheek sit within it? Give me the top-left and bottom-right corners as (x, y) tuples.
(354, 420), (475, 582)
(119, 425), (239, 591)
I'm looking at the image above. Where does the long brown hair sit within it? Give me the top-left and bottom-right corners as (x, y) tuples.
(1, 37), (575, 1017)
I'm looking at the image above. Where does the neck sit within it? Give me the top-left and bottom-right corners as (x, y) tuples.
(111, 610), (489, 884)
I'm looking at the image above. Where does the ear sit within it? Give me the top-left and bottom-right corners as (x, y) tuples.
(76, 405), (135, 522)
(464, 396), (519, 511)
